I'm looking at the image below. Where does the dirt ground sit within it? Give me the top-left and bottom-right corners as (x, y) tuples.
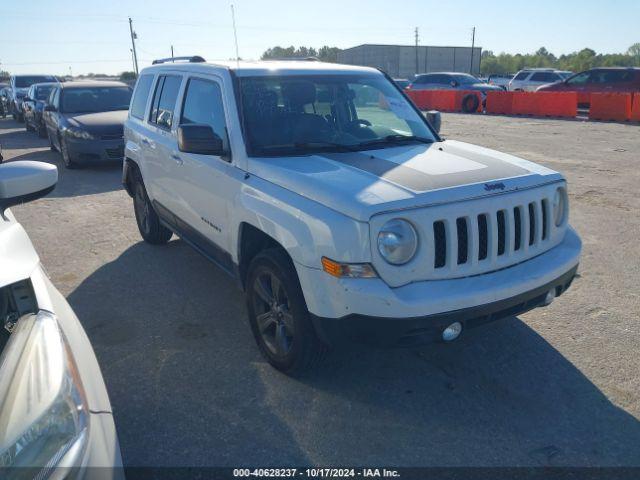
(1, 113), (639, 469)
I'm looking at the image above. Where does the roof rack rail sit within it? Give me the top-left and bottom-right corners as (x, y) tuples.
(152, 56), (206, 65)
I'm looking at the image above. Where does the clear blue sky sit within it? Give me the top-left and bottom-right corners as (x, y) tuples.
(1, 0), (638, 75)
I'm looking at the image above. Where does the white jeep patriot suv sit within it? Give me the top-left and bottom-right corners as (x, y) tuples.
(123, 57), (581, 374)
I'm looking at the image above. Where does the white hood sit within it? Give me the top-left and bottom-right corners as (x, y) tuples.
(248, 140), (564, 221)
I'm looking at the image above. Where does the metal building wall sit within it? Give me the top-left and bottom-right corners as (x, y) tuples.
(338, 45), (482, 78)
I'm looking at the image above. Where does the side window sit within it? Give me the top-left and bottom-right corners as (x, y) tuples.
(130, 74), (154, 120)
(530, 72), (555, 82)
(149, 75), (182, 129)
(432, 75), (450, 84)
(514, 72), (529, 81)
(414, 75), (433, 84)
(180, 78), (229, 153)
(50, 88), (60, 107)
(567, 72), (591, 85)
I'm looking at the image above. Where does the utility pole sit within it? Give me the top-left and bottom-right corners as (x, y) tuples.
(414, 27), (419, 76)
(128, 17), (139, 75)
(470, 26), (476, 75)
(171, 45), (174, 62)
(130, 49), (135, 73)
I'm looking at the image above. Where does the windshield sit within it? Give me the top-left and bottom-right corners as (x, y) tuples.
(15, 76), (56, 88)
(453, 74), (480, 85)
(61, 87), (132, 114)
(35, 86), (53, 101)
(239, 74), (436, 156)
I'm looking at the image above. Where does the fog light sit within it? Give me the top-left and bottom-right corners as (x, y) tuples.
(544, 288), (556, 306)
(442, 322), (462, 342)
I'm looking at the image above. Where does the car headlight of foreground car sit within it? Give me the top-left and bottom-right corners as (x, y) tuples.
(64, 127), (94, 140)
(553, 186), (567, 226)
(377, 218), (418, 265)
(0, 311), (88, 475)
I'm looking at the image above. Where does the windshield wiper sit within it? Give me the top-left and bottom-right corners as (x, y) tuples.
(357, 135), (434, 149)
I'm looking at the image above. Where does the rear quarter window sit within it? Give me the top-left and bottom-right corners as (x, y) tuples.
(149, 75), (182, 129)
(130, 74), (154, 119)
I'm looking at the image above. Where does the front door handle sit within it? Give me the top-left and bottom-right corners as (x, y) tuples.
(171, 153), (183, 165)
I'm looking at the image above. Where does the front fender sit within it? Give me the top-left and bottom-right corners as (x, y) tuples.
(232, 176), (371, 269)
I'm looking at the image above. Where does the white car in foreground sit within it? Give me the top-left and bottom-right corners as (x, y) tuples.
(123, 58), (581, 375)
(0, 158), (123, 478)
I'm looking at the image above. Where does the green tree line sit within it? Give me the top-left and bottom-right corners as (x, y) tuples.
(261, 46), (341, 63)
(480, 44), (640, 75)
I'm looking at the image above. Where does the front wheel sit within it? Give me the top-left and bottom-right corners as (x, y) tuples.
(60, 137), (78, 169)
(132, 172), (173, 244)
(246, 249), (327, 375)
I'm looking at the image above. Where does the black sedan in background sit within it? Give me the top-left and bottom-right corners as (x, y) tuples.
(43, 81), (132, 168)
(23, 82), (58, 137)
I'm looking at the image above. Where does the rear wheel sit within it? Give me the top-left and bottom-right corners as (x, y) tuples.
(461, 93), (480, 113)
(246, 249), (327, 375)
(132, 171), (172, 244)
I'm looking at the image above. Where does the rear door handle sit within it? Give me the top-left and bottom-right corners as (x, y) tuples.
(140, 138), (150, 146)
(171, 153), (183, 165)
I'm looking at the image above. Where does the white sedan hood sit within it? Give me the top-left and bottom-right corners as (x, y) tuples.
(248, 140), (564, 221)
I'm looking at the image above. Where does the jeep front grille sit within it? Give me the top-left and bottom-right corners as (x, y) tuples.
(434, 199), (551, 270)
(369, 183), (568, 287)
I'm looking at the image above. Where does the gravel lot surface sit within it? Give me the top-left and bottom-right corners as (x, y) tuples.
(2, 114), (639, 468)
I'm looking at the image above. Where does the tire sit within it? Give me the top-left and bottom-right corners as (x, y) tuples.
(461, 93), (480, 113)
(59, 136), (79, 169)
(246, 248), (327, 375)
(48, 130), (58, 151)
(38, 125), (47, 138)
(132, 170), (173, 245)
(25, 118), (34, 132)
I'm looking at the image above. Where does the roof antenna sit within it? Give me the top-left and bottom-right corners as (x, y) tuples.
(230, 4), (240, 67)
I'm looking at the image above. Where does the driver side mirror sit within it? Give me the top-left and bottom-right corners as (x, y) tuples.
(425, 110), (441, 134)
(177, 124), (226, 156)
(450, 80), (459, 88)
(0, 161), (58, 216)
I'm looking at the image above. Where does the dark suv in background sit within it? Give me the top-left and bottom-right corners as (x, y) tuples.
(23, 82), (58, 137)
(9, 74), (57, 122)
(44, 81), (132, 168)
(537, 67), (640, 105)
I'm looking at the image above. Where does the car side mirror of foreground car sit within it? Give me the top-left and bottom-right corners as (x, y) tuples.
(177, 124), (226, 156)
(425, 110), (442, 134)
(0, 161), (58, 216)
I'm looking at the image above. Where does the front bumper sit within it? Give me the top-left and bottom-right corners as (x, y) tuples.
(296, 227), (581, 346)
(312, 264), (577, 347)
(65, 136), (125, 164)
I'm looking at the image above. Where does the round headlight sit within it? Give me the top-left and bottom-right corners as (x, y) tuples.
(553, 187), (566, 226)
(377, 219), (418, 265)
